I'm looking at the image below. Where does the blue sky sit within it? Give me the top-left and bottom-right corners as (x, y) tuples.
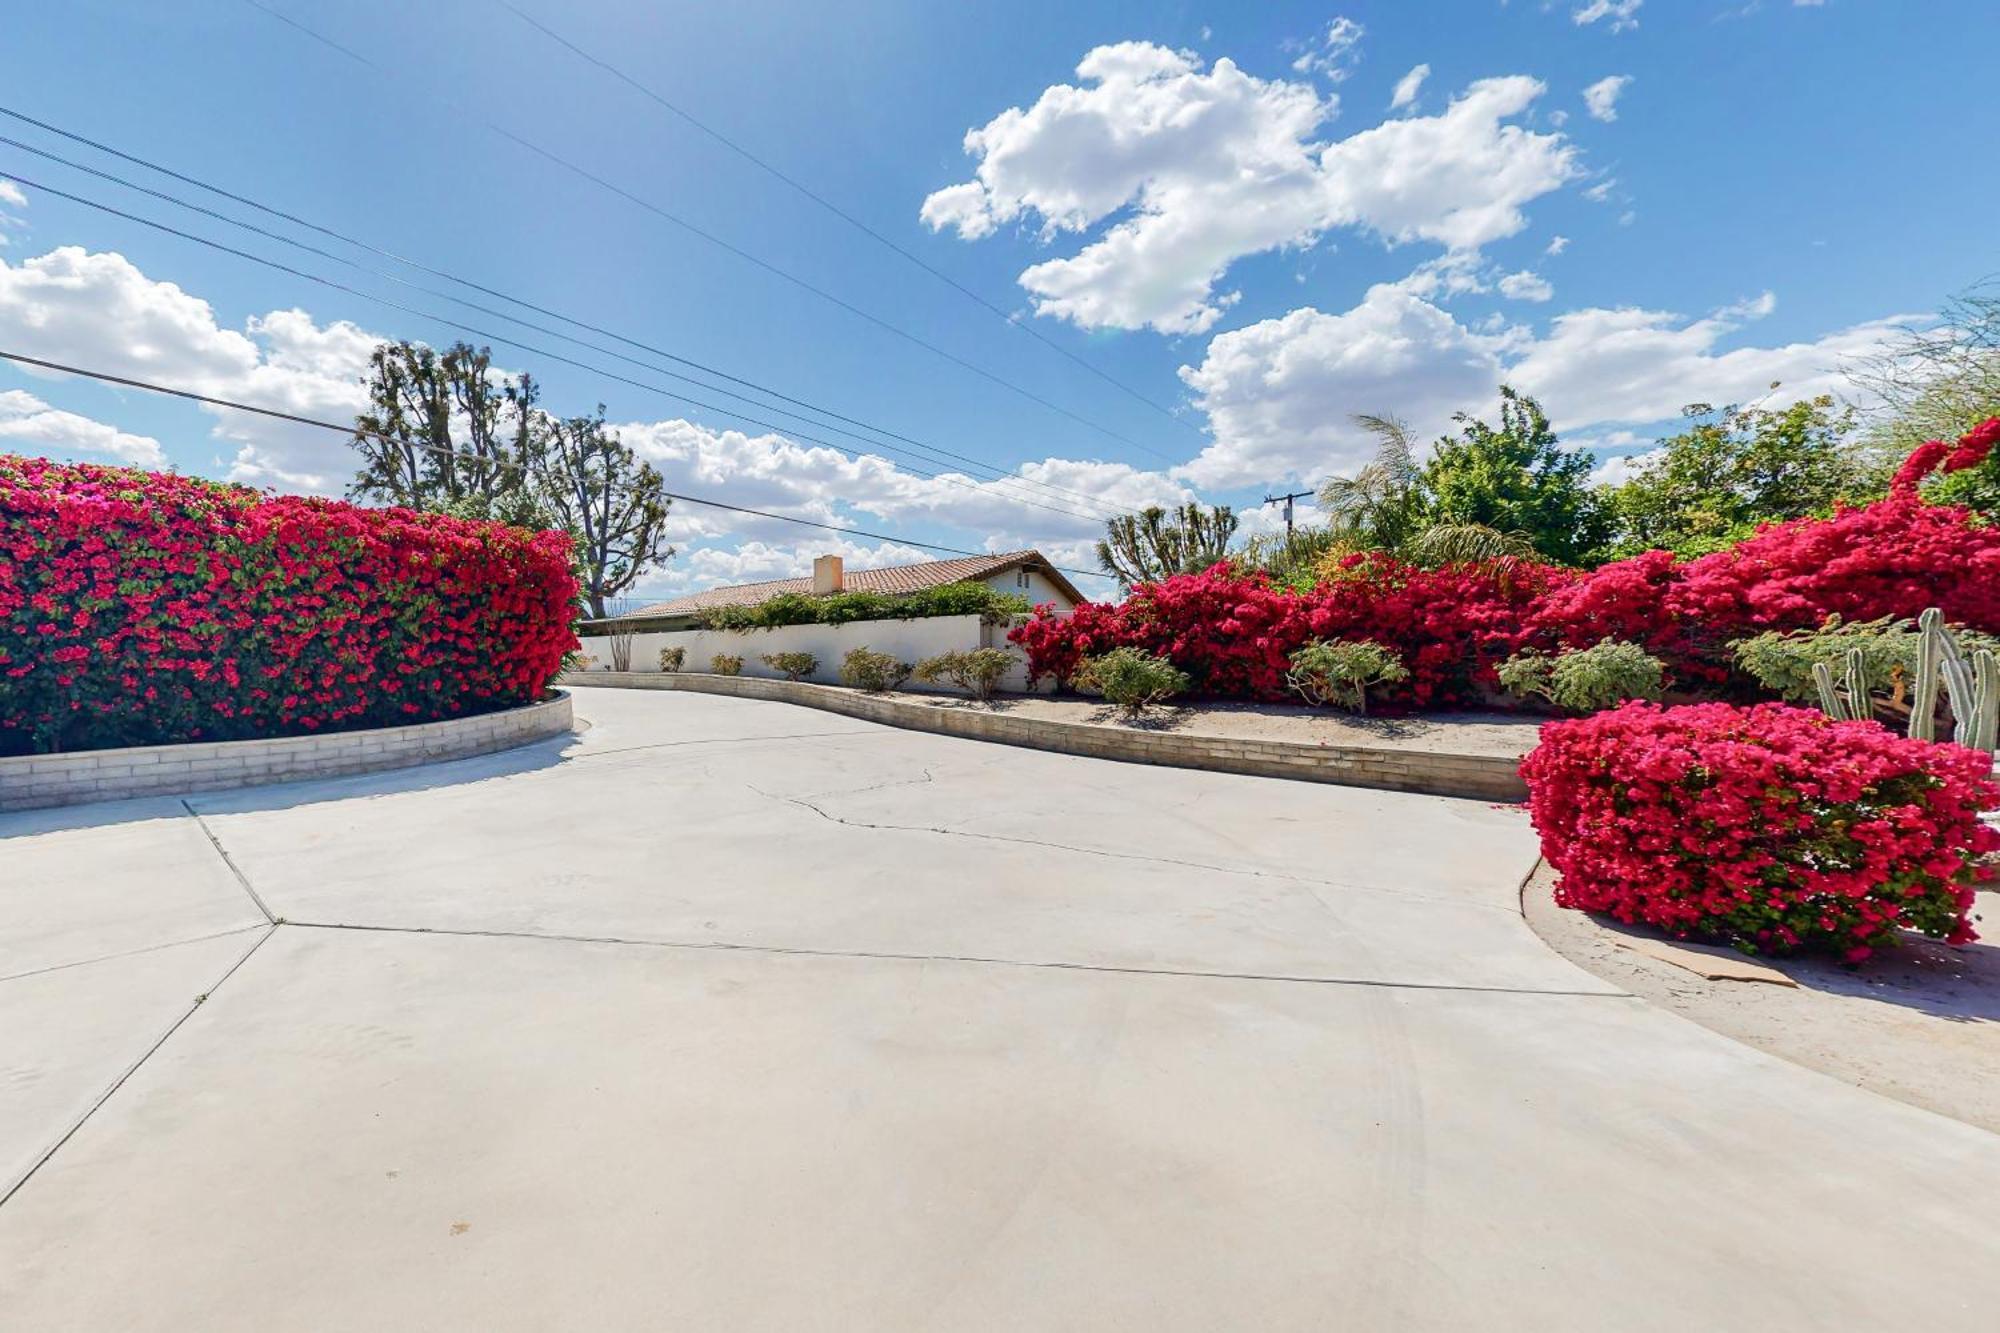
(1, 0), (1993, 596)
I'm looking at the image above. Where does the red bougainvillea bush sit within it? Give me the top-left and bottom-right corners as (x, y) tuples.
(1017, 437), (2000, 708)
(1011, 557), (1569, 707)
(1520, 701), (1999, 960)
(0, 457), (579, 756)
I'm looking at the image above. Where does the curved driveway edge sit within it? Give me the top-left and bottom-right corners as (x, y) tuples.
(564, 672), (1525, 801)
(0, 692), (574, 812)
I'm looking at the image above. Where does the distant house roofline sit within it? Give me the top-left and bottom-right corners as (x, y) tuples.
(579, 549), (1085, 633)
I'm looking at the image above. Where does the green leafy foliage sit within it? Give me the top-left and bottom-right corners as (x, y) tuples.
(1604, 397), (1872, 558)
(1498, 640), (1666, 712)
(657, 647), (685, 672)
(691, 582), (1028, 631)
(912, 648), (1013, 701)
(709, 653), (742, 676)
(1284, 639), (1409, 714)
(1415, 387), (1611, 566)
(1730, 615), (2000, 706)
(1081, 647), (1189, 716)
(838, 647), (912, 692)
(759, 651), (818, 681)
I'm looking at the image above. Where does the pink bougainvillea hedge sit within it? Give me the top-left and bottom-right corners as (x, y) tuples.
(0, 457), (580, 756)
(1012, 421), (2000, 706)
(1519, 701), (1999, 959)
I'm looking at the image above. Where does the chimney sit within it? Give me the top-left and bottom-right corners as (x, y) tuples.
(812, 554), (844, 595)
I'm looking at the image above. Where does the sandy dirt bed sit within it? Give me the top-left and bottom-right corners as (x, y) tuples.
(892, 691), (1546, 759)
(1522, 859), (2000, 1133)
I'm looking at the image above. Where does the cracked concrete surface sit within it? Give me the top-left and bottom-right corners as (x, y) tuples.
(3, 688), (1999, 1331)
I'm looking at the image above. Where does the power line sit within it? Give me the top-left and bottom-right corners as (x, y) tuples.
(489, 0), (1204, 440)
(0, 348), (1118, 582)
(0, 111), (1131, 522)
(0, 168), (1113, 527)
(237, 0), (1182, 463)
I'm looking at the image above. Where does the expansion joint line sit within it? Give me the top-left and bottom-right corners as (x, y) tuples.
(0, 925), (277, 1212)
(182, 799), (278, 924)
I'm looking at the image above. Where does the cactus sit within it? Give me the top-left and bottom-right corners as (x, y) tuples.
(1908, 608), (1945, 740)
(1811, 647), (1872, 722)
(1958, 645), (1999, 753)
(1908, 607), (1998, 754)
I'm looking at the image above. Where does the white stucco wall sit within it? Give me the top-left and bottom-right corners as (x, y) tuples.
(576, 614), (1051, 695)
(975, 567), (1080, 611)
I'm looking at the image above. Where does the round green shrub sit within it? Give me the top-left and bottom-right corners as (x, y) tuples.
(840, 647), (912, 692)
(1285, 639), (1408, 714)
(1083, 647), (1189, 716)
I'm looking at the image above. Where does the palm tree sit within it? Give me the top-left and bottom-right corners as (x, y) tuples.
(1317, 414), (1422, 551)
(1318, 414), (1538, 571)
(1402, 522), (1539, 567)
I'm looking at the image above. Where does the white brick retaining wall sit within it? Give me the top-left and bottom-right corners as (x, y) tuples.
(0, 692), (574, 813)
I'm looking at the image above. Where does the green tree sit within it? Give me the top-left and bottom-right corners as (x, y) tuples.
(347, 341), (676, 615)
(1096, 502), (1238, 588)
(527, 408), (675, 619)
(1604, 395), (1871, 557)
(1316, 413), (1424, 552)
(349, 340), (539, 509)
(1414, 386), (1610, 565)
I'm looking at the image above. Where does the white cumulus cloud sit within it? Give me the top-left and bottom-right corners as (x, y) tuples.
(0, 246), (374, 491)
(1173, 285), (1912, 489)
(1175, 283), (1504, 487)
(1583, 75), (1632, 122)
(1573, 0), (1643, 31)
(0, 387), (165, 466)
(1498, 271), (1555, 303)
(1389, 63), (1430, 110)
(1291, 17), (1365, 82)
(923, 48), (1578, 335)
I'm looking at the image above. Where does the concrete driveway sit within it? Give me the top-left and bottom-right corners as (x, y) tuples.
(4, 688), (1998, 1330)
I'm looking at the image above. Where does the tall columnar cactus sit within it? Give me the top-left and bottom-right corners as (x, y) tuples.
(1811, 647), (1872, 722)
(1909, 608), (1946, 741)
(1911, 607), (1998, 755)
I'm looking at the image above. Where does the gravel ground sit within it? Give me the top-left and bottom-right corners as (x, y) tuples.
(891, 691), (1545, 759)
(1522, 859), (2000, 1133)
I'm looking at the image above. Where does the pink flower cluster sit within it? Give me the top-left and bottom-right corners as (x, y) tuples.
(1011, 557), (1565, 707)
(1, 456), (580, 755)
(1891, 415), (2000, 492)
(1520, 701), (1998, 959)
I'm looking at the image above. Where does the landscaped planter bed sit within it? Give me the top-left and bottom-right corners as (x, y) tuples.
(564, 672), (1529, 800)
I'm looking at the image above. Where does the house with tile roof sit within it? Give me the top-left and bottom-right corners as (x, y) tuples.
(586, 550), (1085, 633)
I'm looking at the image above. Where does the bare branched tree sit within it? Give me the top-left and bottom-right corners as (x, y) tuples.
(1096, 503), (1239, 588)
(532, 409), (675, 619)
(1849, 283), (2000, 457)
(350, 341), (539, 508)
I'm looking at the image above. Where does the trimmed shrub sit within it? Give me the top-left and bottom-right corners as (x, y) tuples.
(693, 581), (1029, 630)
(1084, 646), (1188, 716)
(913, 648), (1012, 701)
(1731, 615), (2000, 708)
(760, 651), (818, 681)
(1498, 640), (1665, 712)
(1520, 701), (2000, 960)
(657, 646), (685, 672)
(710, 653), (743, 676)
(839, 647), (911, 692)
(1285, 639), (1408, 714)
(0, 457), (577, 756)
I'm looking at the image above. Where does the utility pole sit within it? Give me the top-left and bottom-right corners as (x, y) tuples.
(1263, 489), (1312, 542)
